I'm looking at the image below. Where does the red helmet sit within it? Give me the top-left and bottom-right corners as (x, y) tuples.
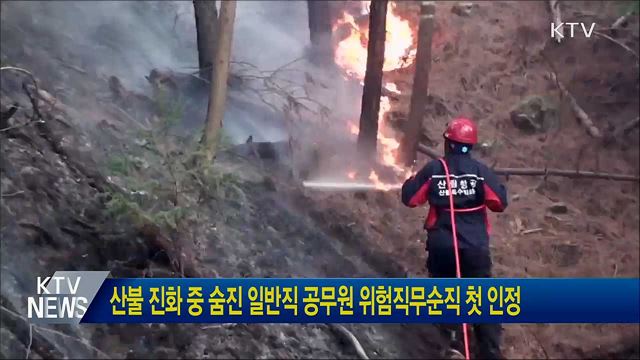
(443, 117), (478, 145)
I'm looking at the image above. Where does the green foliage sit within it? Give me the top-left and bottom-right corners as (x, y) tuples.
(218, 130), (234, 151)
(104, 192), (150, 228)
(103, 91), (242, 234)
(154, 89), (185, 132)
(107, 155), (133, 176)
(150, 207), (189, 230)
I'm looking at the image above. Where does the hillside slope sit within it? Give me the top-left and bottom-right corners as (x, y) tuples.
(1, 1), (639, 359)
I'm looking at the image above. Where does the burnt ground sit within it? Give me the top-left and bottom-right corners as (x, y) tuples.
(0, 87), (444, 358)
(1, 1), (640, 359)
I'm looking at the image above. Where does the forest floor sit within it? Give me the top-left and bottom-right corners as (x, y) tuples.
(1, 1), (639, 359)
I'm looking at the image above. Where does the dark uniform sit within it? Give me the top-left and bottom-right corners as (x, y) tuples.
(401, 150), (508, 359)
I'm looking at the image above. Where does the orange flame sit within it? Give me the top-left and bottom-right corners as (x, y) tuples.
(384, 82), (401, 95)
(333, 2), (415, 79)
(368, 170), (399, 191)
(336, 1), (416, 189)
(349, 123), (359, 135)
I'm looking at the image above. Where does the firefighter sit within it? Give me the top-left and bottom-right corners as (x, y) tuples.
(401, 117), (508, 359)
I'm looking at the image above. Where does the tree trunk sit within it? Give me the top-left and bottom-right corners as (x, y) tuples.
(193, 0), (218, 82)
(549, 0), (563, 43)
(357, 0), (388, 159)
(400, 1), (435, 166)
(307, 0), (333, 66)
(201, 0), (236, 163)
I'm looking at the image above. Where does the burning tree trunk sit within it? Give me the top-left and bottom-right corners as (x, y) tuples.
(400, 1), (435, 166)
(193, 0), (218, 82)
(357, 0), (388, 159)
(201, 0), (236, 163)
(307, 0), (333, 66)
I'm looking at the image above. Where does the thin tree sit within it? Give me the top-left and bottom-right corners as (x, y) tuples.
(307, 0), (333, 66)
(193, 0), (218, 82)
(357, 0), (388, 159)
(400, 1), (436, 166)
(201, 0), (236, 163)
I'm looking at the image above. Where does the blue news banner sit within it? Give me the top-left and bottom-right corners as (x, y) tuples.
(81, 278), (640, 324)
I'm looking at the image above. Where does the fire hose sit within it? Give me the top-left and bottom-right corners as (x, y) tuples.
(439, 157), (471, 360)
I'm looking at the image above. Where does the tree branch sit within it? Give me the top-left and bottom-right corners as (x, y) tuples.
(540, 59), (602, 138)
(0, 304), (110, 359)
(0, 66), (39, 94)
(230, 58), (330, 121)
(611, 9), (635, 30)
(593, 30), (639, 65)
(328, 324), (369, 359)
(417, 144), (639, 182)
(603, 116), (640, 146)
(0, 66), (43, 130)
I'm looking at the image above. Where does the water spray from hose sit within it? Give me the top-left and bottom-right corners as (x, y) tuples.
(302, 180), (402, 191)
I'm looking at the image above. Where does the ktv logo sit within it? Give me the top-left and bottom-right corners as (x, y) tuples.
(27, 271), (109, 324)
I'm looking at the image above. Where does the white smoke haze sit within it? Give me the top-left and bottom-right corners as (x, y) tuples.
(2, 1), (197, 89)
(1, 1), (363, 177)
(224, 0), (365, 175)
(233, 1), (309, 69)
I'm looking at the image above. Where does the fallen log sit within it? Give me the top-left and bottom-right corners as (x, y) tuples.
(492, 167), (638, 182)
(417, 144), (639, 182)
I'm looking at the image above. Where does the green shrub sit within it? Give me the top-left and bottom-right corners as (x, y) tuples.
(103, 92), (240, 234)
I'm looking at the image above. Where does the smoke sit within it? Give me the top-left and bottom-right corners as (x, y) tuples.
(224, 0), (311, 144)
(0, 1), (363, 171)
(224, 1), (365, 179)
(233, 1), (309, 70)
(1, 1), (196, 90)
(224, 0), (364, 157)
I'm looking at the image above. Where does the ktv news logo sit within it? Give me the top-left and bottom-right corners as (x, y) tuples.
(27, 271), (109, 324)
